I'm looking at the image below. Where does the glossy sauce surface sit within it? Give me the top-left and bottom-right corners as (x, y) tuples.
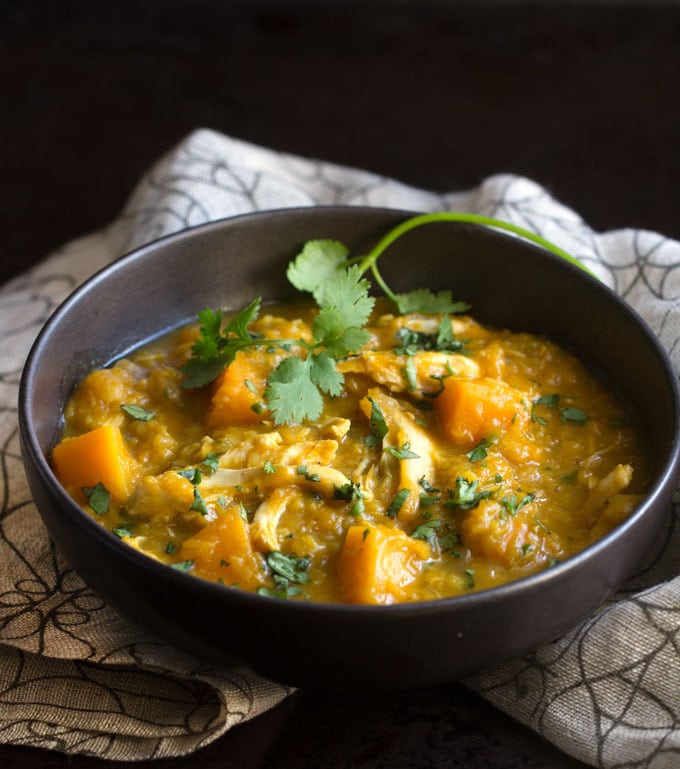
(53, 303), (647, 604)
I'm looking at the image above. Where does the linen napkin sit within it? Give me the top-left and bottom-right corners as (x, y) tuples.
(2, 128), (680, 766)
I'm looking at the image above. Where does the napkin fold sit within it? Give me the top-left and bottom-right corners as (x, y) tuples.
(2, 128), (680, 766)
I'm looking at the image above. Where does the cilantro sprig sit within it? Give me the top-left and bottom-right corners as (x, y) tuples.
(182, 268), (374, 424)
(286, 211), (591, 314)
(182, 212), (588, 425)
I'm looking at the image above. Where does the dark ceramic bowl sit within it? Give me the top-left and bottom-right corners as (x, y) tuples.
(19, 207), (680, 690)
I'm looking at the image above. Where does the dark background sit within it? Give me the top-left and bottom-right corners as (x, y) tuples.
(2, 1), (679, 767)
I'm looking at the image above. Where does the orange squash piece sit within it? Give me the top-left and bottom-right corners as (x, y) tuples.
(207, 351), (270, 427)
(179, 505), (264, 589)
(435, 377), (521, 449)
(337, 524), (430, 605)
(52, 423), (133, 502)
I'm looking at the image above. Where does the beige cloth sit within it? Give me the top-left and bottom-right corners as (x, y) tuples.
(2, 129), (680, 765)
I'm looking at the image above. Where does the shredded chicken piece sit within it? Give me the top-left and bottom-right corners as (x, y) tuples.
(339, 350), (479, 395)
(203, 462), (354, 499)
(251, 487), (298, 550)
(579, 464), (634, 520)
(216, 425), (347, 469)
(360, 387), (435, 521)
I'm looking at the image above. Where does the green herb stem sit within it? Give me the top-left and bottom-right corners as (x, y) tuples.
(355, 212), (594, 278)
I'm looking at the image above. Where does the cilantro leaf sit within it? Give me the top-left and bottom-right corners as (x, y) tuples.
(182, 356), (229, 389)
(223, 297), (261, 339)
(386, 488), (410, 517)
(120, 404), (156, 421)
(444, 477), (493, 510)
(113, 523), (134, 538)
(191, 487), (209, 516)
(395, 288), (470, 315)
(181, 299), (261, 388)
(309, 351), (345, 397)
(467, 437), (492, 463)
(501, 493), (535, 517)
(287, 239), (349, 300)
(531, 394), (588, 426)
(191, 307), (223, 360)
(412, 519), (441, 548)
(386, 442), (420, 460)
(266, 551), (311, 584)
(82, 482), (110, 516)
(202, 453), (221, 474)
(560, 407), (588, 425)
(394, 325), (464, 355)
(365, 396), (389, 447)
(314, 266), (375, 332)
(266, 357), (323, 425)
(314, 305), (372, 358)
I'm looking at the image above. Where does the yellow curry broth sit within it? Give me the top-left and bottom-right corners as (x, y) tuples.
(53, 303), (647, 604)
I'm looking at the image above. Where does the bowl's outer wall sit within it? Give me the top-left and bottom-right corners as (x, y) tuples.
(19, 207), (680, 689)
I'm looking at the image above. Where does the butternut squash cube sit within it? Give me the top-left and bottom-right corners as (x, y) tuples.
(52, 423), (133, 502)
(179, 505), (264, 589)
(338, 524), (430, 605)
(435, 377), (521, 449)
(207, 351), (269, 427)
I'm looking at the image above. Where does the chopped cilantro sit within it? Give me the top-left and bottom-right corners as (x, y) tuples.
(532, 394), (588, 426)
(386, 442), (420, 460)
(394, 321), (464, 356)
(112, 523), (133, 538)
(178, 467), (202, 485)
(464, 568), (476, 589)
(412, 519), (441, 548)
(334, 482), (367, 517)
(395, 289), (469, 315)
(419, 493), (442, 507)
(444, 477), (493, 510)
(201, 453), (221, 474)
(333, 482), (356, 501)
(386, 488), (410, 518)
(560, 407), (588, 425)
(191, 487), (209, 516)
(120, 403), (156, 421)
(259, 551), (311, 599)
(467, 437), (492, 463)
(501, 493), (535, 517)
(365, 396), (389, 447)
(266, 551), (311, 585)
(403, 355), (418, 391)
(419, 476), (439, 494)
(534, 517), (552, 534)
(82, 482), (110, 516)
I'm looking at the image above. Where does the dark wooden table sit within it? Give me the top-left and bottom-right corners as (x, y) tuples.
(2, 2), (679, 766)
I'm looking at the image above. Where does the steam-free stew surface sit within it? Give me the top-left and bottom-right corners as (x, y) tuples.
(53, 303), (647, 604)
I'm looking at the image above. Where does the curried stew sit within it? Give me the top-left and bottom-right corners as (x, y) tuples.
(51, 218), (648, 604)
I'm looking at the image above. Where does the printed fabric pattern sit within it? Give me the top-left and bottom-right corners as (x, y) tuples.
(1, 129), (679, 765)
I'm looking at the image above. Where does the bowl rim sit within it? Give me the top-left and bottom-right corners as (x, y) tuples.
(18, 204), (680, 617)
